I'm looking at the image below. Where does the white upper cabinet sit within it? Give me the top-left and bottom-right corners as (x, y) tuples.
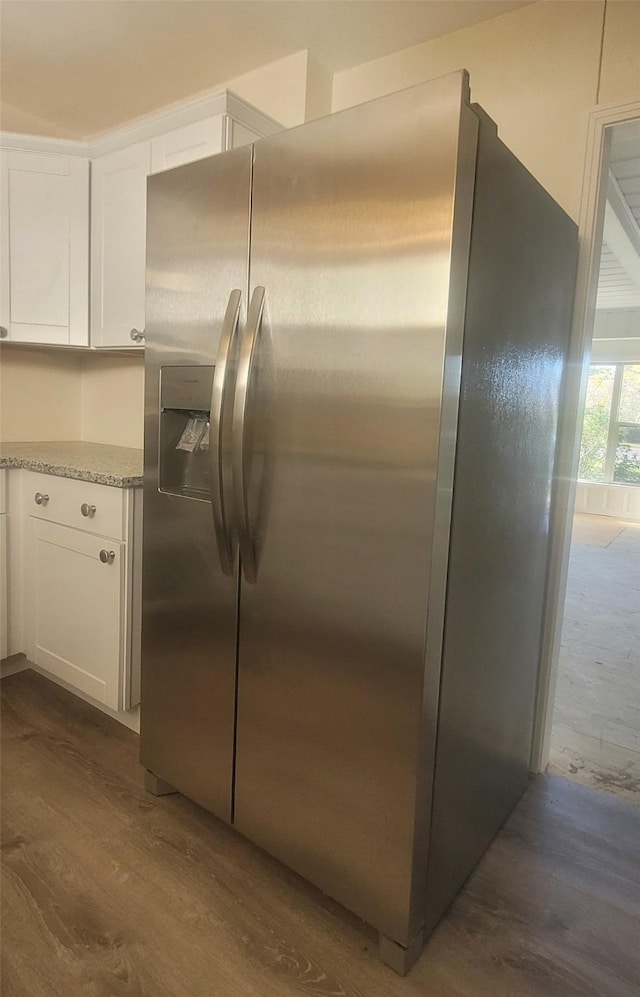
(90, 142), (151, 349)
(225, 118), (263, 150)
(0, 91), (280, 350)
(149, 115), (262, 174)
(90, 102), (277, 349)
(150, 117), (225, 174)
(0, 150), (89, 345)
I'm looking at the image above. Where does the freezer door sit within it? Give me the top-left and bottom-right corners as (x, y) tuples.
(233, 74), (478, 944)
(140, 148), (251, 821)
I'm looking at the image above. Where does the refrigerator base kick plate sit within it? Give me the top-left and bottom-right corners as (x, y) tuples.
(144, 770), (178, 797)
(378, 928), (425, 976)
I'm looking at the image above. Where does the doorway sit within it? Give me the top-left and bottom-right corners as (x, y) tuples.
(548, 117), (640, 803)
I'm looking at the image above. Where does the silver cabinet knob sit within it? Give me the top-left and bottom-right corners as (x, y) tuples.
(34, 492), (49, 506)
(80, 503), (96, 518)
(0, 326), (8, 338)
(130, 328), (145, 343)
(99, 549), (116, 564)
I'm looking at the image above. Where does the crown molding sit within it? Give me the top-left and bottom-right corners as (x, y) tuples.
(0, 132), (90, 156)
(89, 88), (280, 156)
(1, 88), (282, 160)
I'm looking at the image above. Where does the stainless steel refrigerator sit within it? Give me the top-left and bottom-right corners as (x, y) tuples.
(140, 71), (577, 973)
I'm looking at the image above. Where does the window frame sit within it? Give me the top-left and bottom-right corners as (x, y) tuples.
(580, 360), (640, 484)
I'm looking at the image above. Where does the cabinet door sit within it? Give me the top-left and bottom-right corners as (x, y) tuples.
(150, 117), (225, 174)
(27, 519), (124, 710)
(0, 151), (89, 345)
(91, 142), (151, 348)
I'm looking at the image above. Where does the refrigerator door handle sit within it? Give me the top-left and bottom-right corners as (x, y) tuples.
(210, 288), (242, 576)
(232, 285), (265, 583)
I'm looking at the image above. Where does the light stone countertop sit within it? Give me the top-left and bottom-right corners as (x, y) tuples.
(0, 441), (143, 488)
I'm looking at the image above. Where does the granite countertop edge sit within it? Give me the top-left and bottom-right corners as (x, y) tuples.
(0, 456), (142, 488)
(0, 442), (143, 488)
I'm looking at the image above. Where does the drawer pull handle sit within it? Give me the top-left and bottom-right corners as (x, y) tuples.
(99, 549), (116, 565)
(81, 503), (97, 518)
(130, 328), (145, 343)
(34, 492), (49, 506)
(0, 326), (8, 339)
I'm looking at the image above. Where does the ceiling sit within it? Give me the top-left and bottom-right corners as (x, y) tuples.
(610, 121), (640, 231)
(597, 121), (640, 312)
(0, 0), (531, 138)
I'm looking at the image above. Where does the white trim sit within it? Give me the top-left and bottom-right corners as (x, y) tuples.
(0, 133), (90, 156)
(531, 96), (640, 773)
(0, 88), (282, 160)
(85, 89), (280, 157)
(574, 480), (640, 521)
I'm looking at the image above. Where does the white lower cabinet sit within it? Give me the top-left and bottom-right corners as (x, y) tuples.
(28, 520), (124, 710)
(0, 470), (6, 659)
(20, 470), (141, 715)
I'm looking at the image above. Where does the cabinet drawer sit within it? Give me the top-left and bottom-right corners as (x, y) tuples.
(24, 471), (127, 540)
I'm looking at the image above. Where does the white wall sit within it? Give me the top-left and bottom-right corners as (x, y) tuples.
(591, 309), (640, 362)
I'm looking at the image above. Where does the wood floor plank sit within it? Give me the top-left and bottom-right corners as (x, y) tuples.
(2, 670), (640, 997)
(551, 517), (640, 803)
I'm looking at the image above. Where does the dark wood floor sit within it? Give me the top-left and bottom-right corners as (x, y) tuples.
(2, 670), (640, 997)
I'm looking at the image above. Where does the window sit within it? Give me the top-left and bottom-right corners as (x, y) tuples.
(579, 363), (640, 485)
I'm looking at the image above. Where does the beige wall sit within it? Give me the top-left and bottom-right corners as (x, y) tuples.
(2, 48), (322, 135)
(332, 0), (609, 222)
(225, 49), (332, 128)
(0, 350), (144, 449)
(215, 50), (310, 129)
(0, 349), (82, 442)
(0, 100), (77, 138)
(4, 2), (640, 449)
(599, 0), (640, 106)
(80, 356), (144, 449)
(304, 52), (333, 123)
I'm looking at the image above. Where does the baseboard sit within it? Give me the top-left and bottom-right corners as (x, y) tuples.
(27, 662), (141, 734)
(1, 653), (29, 679)
(0, 656), (141, 733)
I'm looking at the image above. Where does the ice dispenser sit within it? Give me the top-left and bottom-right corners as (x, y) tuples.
(159, 366), (214, 500)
